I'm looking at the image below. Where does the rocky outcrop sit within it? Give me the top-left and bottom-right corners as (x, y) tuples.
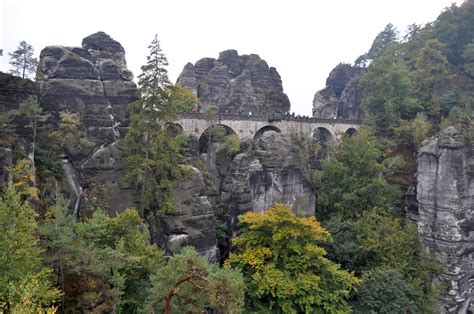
(147, 167), (218, 261)
(416, 127), (474, 313)
(177, 49), (290, 115)
(220, 131), (315, 232)
(312, 63), (365, 120)
(36, 33), (220, 260)
(36, 32), (138, 213)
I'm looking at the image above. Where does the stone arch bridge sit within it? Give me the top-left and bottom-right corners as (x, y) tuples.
(177, 112), (362, 141)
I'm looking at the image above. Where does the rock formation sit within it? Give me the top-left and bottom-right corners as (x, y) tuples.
(312, 63), (366, 120)
(147, 167), (218, 261)
(177, 49), (290, 115)
(34, 32), (219, 259)
(36, 32), (138, 213)
(218, 130), (315, 232)
(0, 72), (39, 189)
(416, 127), (474, 313)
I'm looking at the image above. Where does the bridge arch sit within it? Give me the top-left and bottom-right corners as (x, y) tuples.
(166, 123), (184, 137)
(198, 124), (237, 154)
(345, 127), (357, 136)
(254, 125), (281, 140)
(313, 127), (333, 144)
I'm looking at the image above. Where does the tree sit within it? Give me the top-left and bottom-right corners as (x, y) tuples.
(48, 111), (93, 157)
(40, 197), (163, 313)
(9, 41), (38, 79)
(352, 268), (419, 314)
(0, 186), (60, 312)
(13, 97), (49, 171)
(360, 56), (421, 135)
(146, 246), (244, 314)
(412, 39), (450, 118)
(315, 128), (401, 221)
(123, 34), (188, 215)
(225, 204), (359, 313)
(355, 24), (399, 66)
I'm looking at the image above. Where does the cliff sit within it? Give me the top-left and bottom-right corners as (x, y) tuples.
(312, 63), (365, 120)
(417, 127), (474, 313)
(177, 49), (290, 115)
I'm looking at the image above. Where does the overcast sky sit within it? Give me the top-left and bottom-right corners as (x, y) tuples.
(1, 0), (464, 115)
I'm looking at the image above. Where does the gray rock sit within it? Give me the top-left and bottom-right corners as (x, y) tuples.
(416, 127), (474, 313)
(220, 131), (315, 233)
(36, 32), (138, 214)
(177, 50), (290, 115)
(147, 167), (218, 261)
(312, 63), (366, 119)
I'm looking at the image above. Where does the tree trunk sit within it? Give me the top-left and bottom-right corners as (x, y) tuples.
(164, 296), (171, 314)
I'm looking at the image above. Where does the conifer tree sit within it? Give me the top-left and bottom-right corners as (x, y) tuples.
(123, 35), (187, 215)
(9, 41), (38, 79)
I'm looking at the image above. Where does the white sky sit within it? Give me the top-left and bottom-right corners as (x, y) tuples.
(0, 0), (464, 115)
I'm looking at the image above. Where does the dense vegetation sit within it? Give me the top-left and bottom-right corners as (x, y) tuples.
(1, 1), (473, 312)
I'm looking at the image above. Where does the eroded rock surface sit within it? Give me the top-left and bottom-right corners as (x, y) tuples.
(177, 49), (290, 115)
(416, 127), (474, 313)
(312, 63), (365, 119)
(36, 32), (137, 213)
(147, 167), (218, 261)
(220, 131), (315, 232)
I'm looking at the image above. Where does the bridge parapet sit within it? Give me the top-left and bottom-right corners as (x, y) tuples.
(179, 112), (362, 125)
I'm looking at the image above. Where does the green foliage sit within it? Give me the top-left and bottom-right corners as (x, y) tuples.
(360, 56), (420, 135)
(123, 34), (187, 215)
(222, 133), (241, 155)
(355, 23), (399, 66)
(394, 113), (431, 147)
(315, 128), (401, 221)
(0, 186), (60, 312)
(226, 204), (359, 313)
(40, 197), (163, 313)
(48, 111), (93, 156)
(462, 42), (474, 77)
(146, 246), (244, 313)
(8, 41), (38, 79)
(353, 268), (419, 314)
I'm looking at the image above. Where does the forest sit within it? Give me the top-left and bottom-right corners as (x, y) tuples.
(1, 1), (473, 313)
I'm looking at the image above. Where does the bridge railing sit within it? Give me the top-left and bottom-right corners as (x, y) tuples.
(179, 112), (362, 125)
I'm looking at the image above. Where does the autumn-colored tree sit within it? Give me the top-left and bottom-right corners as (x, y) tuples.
(226, 204), (359, 313)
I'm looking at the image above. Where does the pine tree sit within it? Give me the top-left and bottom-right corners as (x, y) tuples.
(123, 35), (187, 215)
(8, 41), (39, 79)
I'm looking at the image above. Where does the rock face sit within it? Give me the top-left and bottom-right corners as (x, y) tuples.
(220, 131), (315, 232)
(0, 72), (39, 189)
(35, 32), (219, 260)
(312, 63), (365, 119)
(147, 167), (218, 261)
(36, 32), (138, 213)
(416, 127), (474, 313)
(177, 49), (290, 115)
